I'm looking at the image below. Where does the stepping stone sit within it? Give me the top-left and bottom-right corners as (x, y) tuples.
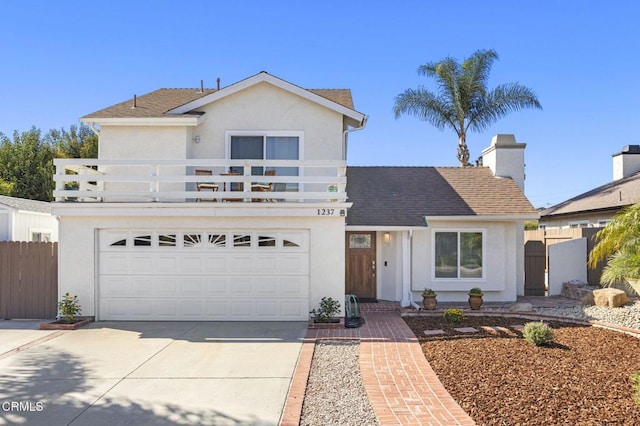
(453, 327), (479, 333)
(511, 325), (525, 331)
(423, 329), (446, 336)
(481, 326), (518, 336)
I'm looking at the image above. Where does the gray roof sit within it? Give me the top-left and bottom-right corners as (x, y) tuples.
(82, 86), (355, 120)
(346, 167), (537, 227)
(0, 195), (52, 214)
(541, 171), (640, 218)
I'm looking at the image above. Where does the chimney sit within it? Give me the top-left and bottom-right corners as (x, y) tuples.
(612, 145), (640, 180)
(481, 134), (526, 192)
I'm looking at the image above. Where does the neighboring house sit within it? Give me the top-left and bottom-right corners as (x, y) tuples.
(52, 72), (536, 321)
(0, 195), (58, 242)
(540, 145), (640, 229)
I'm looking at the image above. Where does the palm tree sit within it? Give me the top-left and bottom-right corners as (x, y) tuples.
(589, 203), (640, 285)
(394, 49), (542, 166)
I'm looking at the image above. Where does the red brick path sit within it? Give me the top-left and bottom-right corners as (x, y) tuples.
(280, 305), (475, 425)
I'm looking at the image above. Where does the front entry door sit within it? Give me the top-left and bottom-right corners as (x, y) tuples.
(345, 231), (377, 300)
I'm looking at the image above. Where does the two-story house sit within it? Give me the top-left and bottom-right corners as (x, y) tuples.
(53, 72), (537, 321)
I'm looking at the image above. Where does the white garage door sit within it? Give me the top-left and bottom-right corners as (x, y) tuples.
(98, 229), (309, 321)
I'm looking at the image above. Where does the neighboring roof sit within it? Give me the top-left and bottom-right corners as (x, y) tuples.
(540, 171), (640, 219)
(0, 195), (52, 214)
(346, 167), (537, 227)
(81, 72), (360, 122)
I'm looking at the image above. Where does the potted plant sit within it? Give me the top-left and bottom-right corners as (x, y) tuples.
(468, 287), (484, 310)
(422, 288), (437, 310)
(309, 297), (343, 328)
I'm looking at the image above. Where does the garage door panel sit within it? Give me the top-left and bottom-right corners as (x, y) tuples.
(279, 254), (309, 274)
(204, 255), (228, 273)
(99, 229), (310, 321)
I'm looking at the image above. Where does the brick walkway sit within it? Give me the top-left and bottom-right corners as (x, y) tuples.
(279, 304), (475, 426)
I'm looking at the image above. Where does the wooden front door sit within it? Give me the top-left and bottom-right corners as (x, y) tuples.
(345, 231), (377, 300)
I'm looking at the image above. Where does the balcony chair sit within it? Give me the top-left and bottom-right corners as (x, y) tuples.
(195, 169), (218, 202)
(251, 169), (276, 202)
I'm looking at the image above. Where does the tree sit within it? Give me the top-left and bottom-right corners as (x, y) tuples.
(394, 49), (542, 166)
(47, 124), (98, 159)
(0, 127), (56, 201)
(588, 203), (640, 285)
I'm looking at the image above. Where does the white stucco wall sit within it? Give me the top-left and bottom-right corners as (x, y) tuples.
(548, 237), (588, 295)
(405, 221), (520, 302)
(58, 215), (346, 318)
(0, 211), (9, 241)
(189, 83), (345, 162)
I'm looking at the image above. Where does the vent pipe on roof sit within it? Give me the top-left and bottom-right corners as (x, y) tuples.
(200, 80), (204, 93)
(217, 78), (220, 90)
(131, 94), (137, 109)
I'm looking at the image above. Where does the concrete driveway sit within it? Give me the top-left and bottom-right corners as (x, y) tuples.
(0, 321), (307, 425)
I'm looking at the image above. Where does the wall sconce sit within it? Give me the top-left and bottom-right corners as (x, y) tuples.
(383, 232), (390, 245)
(193, 136), (201, 144)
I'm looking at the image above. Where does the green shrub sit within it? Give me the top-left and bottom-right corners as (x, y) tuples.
(57, 293), (82, 323)
(443, 308), (464, 323)
(631, 372), (640, 406)
(469, 287), (483, 295)
(310, 297), (341, 323)
(422, 288), (436, 296)
(522, 321), (555, 346)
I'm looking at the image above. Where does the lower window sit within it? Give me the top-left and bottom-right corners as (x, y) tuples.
(434, 231), (483, 279)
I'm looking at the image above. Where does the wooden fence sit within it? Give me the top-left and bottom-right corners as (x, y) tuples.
(0, 242), (58, 319)
(524, 228), (605, 288)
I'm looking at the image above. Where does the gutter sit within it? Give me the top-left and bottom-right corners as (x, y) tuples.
(342, 115), (368, 160)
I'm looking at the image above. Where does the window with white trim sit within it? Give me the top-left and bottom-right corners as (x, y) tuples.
(31, 231), (52, 242)
(228, 131), (302, 191)
(433, 230), (484, 279)
(568, 221), (589, 229)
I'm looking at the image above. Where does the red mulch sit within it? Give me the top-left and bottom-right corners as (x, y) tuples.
(403, 315), (640, 425)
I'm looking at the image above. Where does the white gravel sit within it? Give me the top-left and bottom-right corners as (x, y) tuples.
(300, 340), (379, 426)
(531, 298), (640, 330)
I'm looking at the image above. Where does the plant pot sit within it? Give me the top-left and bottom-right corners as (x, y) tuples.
(308, 317), (345, 329)
(422, 295), (437, 310)
(468, 294), (483, 310)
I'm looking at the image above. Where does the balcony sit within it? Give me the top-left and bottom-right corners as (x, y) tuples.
(53, 159), (347, 204)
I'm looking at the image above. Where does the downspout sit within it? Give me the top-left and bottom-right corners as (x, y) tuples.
(342, 115), (368, 161)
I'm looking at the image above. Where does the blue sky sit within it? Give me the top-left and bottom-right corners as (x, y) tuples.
(1, 1), (638, 208)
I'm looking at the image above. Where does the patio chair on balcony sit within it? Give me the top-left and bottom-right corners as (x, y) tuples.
(195, 169), (218, 202)
(251, 169), (276, 202)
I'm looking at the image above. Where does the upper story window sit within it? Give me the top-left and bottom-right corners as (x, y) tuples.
(433, 230), (484, 280)
(228, 131), (301, 175)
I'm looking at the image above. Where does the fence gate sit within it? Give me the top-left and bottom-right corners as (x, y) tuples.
(524, 240), (546, 296)
(0, 242), (58, 319)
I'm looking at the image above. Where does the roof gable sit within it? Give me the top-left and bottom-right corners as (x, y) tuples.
(81, 72), (365, 125)
(168, 72), (364, 123)
(346, 167), (537, 227)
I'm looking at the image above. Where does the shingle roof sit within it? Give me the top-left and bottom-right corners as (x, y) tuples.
(540, 171), (640, 218)
(0, 195), (52, 214)
(346, 167), (537, 227)
(82, 88), (355, 120)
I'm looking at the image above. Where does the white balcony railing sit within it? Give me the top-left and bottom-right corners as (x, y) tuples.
(53, 159), (347, 203)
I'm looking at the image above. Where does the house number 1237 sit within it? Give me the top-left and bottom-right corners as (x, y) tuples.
(317, 208), (335, 216)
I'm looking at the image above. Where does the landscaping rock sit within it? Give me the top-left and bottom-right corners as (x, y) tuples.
(593, 288), (629, 308)
(509, 302), (533, 312)
(581, 293), (595, 306)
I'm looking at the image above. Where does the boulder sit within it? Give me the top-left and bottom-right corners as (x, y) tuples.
(593, 288), (629, 308)
(509, 303), (533, 312)
(581, 292), (595, 306)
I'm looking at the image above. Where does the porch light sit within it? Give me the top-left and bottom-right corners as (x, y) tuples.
(383, 232), (390, 245)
